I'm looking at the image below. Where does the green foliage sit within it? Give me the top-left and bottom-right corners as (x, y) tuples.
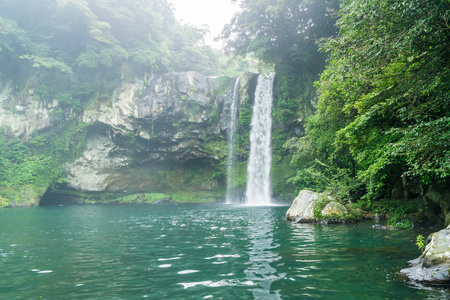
(171, 45), (218, 75)
(237, 101), (252, 157)
(237, 103), (252, 131)
(33, 85), (50, 101)
(313, 197), (329, 221)
(57, 93), (83, 114)
(287, 154), (364, 204)
(0, 136), (60, 205)
(314, 0), (450, 198)
(278, 0), (450, 219)
(113, 193), (171, 204)
(387, 212), (414, 230)
(270, 155), (296, 199)
(4, 137), (28, 164)
(364, 197), (417, 229)
(416, 235), (426, 253)
(222, 0), (339, 71)
(0, 197), (9, 208)
(211, 76), (233, 97)
(0, 0), (223, 105)
(0, 118), (89, 206)
(215, 53), (258, 77)
(171, 191), (220, 203)
(273, 68), (317, 120)
(204, 139), (227, 160)
(228, 161), (248, 190)
(20, 55), (73, 74)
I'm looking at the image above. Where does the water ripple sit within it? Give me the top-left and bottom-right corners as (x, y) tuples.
(0, 204), (444, 299)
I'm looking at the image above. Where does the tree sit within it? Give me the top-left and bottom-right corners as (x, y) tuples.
(314, 0), (450, 197)
(0, 0), (226, 105)
(222, 0), (339, 68)
(222, 0), (340, 122)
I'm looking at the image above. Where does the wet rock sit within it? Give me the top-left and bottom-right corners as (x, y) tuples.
(285, 190), (319, 223)
(421, 180), (450, 226)
(372, 224), (397, 230)
(400, 225), (450, 284)
(405, 177), (424, 196)
(391, 179), (405, 200)
(152, 198), (180, 205)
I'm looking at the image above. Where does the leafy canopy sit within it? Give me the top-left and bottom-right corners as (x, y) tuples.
(314, 0), (450, 197)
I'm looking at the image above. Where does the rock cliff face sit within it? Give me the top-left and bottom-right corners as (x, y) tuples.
(65, 133), (128, 192)
(65, 72), (241, 194)
(84, 72), (220, 160)
(0, 72), (248, 203)
(0, 77), (56, 138)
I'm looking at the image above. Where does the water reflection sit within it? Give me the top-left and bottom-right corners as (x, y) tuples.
(1, 205), (447, 299)
(244, 208), (285, 299)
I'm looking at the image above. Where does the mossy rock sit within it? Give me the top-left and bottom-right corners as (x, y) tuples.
(320, 202), (363, 224)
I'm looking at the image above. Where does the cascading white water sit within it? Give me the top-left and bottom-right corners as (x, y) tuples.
(245, 73), (275, 205)
(225, 77), (240, 204)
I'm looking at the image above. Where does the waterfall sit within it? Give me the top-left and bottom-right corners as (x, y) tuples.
(245, 73), (275, 205)
(225, 77), (240, 204)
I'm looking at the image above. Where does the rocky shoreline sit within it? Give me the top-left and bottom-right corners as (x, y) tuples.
(285, 189), (371, 224)
(285, 189), (450, 286)
(399, 226), (450, 285)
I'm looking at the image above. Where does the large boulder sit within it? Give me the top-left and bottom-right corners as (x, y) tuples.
(400, 226), (450, 284)
(321, 202), (348, 217)
(285, 190), (319, 223)
(320, 202), (348, 223)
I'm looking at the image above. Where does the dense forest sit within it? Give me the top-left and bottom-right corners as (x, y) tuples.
(0, 0), (247, 206)
(223, 0), (450, 227)
(0, 0), (449, 228)
(0, 0), (233, 92)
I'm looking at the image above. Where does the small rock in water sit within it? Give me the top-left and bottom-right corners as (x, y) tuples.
(372, 224), (396, 230)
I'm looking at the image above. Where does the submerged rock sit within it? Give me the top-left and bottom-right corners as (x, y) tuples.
(400, 225), (450, 284)
(152, 198), (180, 205)
(285, 190), (319, 223)
(372, 224), (397, 230)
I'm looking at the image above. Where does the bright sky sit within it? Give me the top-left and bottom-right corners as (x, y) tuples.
(169, 0), (239, 48)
